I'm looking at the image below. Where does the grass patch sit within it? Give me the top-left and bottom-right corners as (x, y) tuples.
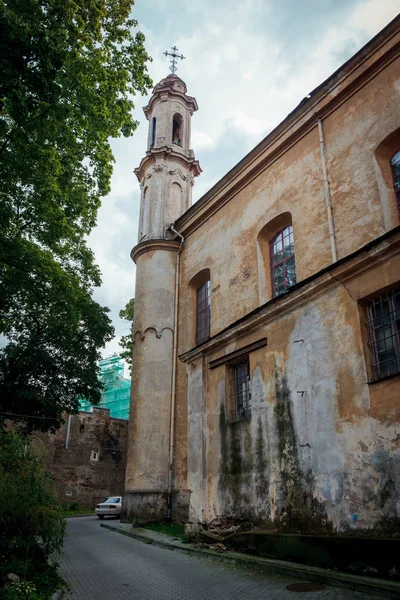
(144, 523), (185, 539)
(61, 502), (95, 517)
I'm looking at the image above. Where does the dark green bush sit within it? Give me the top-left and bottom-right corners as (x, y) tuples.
(0, 431), (65, 598)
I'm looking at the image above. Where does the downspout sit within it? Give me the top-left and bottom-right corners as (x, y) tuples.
(167, 223), (185, 521)
(318, 118), (337, 263)
(65, 414), (72, 449)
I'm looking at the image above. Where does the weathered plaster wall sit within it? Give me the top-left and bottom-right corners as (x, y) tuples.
(181, 250), (400, 531)
(126, 247), (177, 492)
(174, 43), (400, 531)
(178, 56), (400, 346)
(35, 409), (128, 507)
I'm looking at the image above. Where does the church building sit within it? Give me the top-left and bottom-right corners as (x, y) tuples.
(122, 17), (400, 534)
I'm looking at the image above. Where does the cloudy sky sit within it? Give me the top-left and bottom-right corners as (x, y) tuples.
(89, 0), (400, 361)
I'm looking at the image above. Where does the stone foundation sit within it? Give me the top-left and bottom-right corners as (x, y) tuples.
(121, 488), (191, 524)
(121, 490), (168, 523)
(171, 489), (190, 524)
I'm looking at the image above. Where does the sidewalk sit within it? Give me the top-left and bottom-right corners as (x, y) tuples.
(100, 522), (400, 600)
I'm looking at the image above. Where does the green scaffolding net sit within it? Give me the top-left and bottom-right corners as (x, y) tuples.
(79, 355), (130, 420)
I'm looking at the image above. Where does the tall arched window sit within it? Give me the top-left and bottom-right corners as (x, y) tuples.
(196, 279), (210, 344)
(150, 117), (156, 147)
(270, 226), (296, 297)
(391, 149), (400, 214)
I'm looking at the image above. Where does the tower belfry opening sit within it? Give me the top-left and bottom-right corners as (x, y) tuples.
(172, 114), (182, 146)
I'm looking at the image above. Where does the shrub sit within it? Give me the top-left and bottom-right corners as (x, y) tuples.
(0, 431), (65, 598)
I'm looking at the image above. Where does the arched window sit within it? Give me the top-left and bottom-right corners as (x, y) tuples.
(196, 279), (211, 344)
(270, 225), (296, 297)
(172, 113), (182, 146)
(150, 117), (156, 147)
(391, 149), (400, 213)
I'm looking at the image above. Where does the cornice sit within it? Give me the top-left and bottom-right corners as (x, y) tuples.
(179, 228), (400, 364)
(134, 146), (202, 182)
(175, 19), (400, 238)
(143, 89), (198, 119)
(131, 238), (180, 264)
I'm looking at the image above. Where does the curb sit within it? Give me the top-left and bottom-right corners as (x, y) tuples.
(65, 514), (96, 519)
(51, 589), (64, 600)
(100, 523), (400, 600)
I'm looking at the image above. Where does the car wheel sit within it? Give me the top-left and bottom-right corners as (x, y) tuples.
(98, 515), (104, 520)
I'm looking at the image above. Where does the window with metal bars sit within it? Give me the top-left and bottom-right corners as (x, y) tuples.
(230, 359), (251, 421)
(270, 226), (296, 297)
(366, 287), (400, 381)
(391, 149), (400, 215)
(196, 280), (210, 344)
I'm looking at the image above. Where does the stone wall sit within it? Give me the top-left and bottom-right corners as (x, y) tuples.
(35, 408), (128, 508)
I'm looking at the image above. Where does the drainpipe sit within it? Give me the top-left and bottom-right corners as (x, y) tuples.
(318, 118), (337, 263)
(167, 223), (185, 521)
(65, 414), (72, 449)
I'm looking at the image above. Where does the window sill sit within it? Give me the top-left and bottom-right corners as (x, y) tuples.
(227, 411), (252, 424)
(367, 371), (400, 385)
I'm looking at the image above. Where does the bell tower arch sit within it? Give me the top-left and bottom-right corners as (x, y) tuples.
(122, 73), (201, 522)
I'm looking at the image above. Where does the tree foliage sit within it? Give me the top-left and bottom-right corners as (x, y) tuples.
(119, 297), (134, 372)
(0, 0), (152, 432)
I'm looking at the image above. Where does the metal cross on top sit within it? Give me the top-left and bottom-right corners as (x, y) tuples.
(163, 45), (185, 74)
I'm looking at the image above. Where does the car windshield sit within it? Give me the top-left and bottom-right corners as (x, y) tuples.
(103, 497), (120, 504)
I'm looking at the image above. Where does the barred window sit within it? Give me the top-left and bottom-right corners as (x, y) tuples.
(391, 149), (400, 213)
(367, 287), (400, 381)
(270, 226), (296, 297)
(230, 359), (251, 421)
(196, 280), (210, 344)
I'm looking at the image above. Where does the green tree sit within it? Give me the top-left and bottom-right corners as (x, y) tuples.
(119, 298), (134, 372)
(0, 0), (152, 432)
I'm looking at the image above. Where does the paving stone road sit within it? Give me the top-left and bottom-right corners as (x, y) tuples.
(57, 517), (373, 600)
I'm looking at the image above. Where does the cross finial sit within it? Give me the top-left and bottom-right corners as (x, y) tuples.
(163, 45), (185, 74)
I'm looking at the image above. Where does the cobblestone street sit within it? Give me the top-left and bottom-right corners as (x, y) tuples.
(57, 517), (374, 600)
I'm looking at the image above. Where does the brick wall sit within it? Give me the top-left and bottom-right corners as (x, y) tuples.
(36, 408), (128, 508)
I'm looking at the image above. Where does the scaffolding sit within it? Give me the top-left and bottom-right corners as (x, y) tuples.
(79, 355), (130, 420)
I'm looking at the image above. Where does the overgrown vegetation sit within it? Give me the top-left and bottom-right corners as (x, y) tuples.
(61, 502), (95, 517)
(144, 523), (185, 539)
(119, 298), (135, 373)
(0, 431), (65, 599)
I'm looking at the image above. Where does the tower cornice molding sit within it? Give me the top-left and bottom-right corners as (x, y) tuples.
(131, 238), (180, 264)
(143, 88), (198, 119)
(134, 147), (202, 182)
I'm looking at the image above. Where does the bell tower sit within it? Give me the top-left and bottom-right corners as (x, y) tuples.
(122, 68), (201, 522)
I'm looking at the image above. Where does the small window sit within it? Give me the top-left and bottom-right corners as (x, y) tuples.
(150, 117), (156, 147)
(391, 150), (400, 214)
(196, 280), (210, 344)
(90, 450), (99, 461)
(367, 287), (400, 381)
(230, 358), (251, 421)
(270, 225), (296, 297)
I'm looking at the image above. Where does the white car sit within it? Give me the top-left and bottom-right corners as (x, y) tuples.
(95, 496), (122, 519)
